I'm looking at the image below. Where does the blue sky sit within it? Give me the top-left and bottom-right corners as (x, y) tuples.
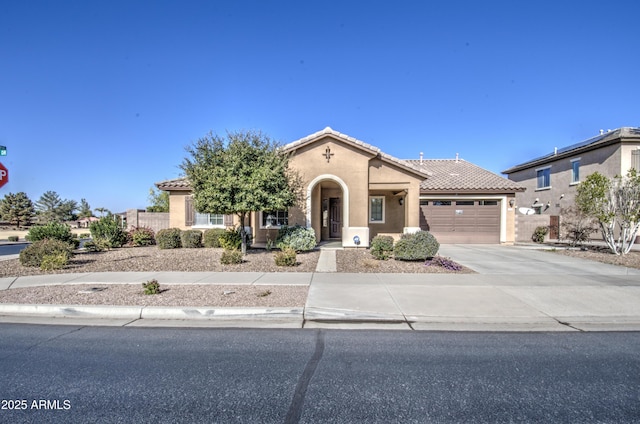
(1, 0), (638, 213)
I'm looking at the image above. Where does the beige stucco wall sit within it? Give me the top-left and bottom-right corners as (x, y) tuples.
(508, 144), (623, 217)
(168, 192), (189, 230)
(287, 136), (425, 245)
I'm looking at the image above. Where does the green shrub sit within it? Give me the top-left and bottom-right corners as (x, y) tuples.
(203, 228), (226, 248)
(19, 239), (74, 268)
(40, 253), (69, 271)
(276, 225), (316, 252)
(26, 222), (74, 244)
(532, 226), (549, 243)
(83, 241), (101, 252)
(142, 279), (161, 295)
(181, 230), (202, 248)
(156, 228), (182, 249)
(8, 235), (19, 242)
(393, 231), (440, 261)
(371, 235), (394, 260)
(219, 228), (242, 250)
(79, 233), (91, 239)
(220, 248), (243, 264)
(274, 247), (297, 266)
(90, 215), (127, 248)
(129, 226), (155, 246)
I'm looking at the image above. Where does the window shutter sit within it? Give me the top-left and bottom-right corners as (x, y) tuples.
(224, 214), (234, 227)
(185, 197), (194, 227)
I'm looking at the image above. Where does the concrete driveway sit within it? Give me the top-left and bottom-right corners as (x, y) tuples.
(438, 244), (640, 276)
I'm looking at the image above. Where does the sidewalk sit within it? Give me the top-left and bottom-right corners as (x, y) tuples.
(2, 264), (640, 331)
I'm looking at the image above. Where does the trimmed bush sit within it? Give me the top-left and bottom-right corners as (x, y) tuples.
(371, 235), (394, 260)
(19, 239), (73, 268)
(40, 253), (69, 271)
(8, 236), (19, 242)
(156, 228), (182, 249)
(532, 226), (548, 243)
(129, 226), (155, 246)
(274, 247), (297, 266)
(203, 228), (226, 248)
(393, 231), (440, 261)
(220, 249), (243, 264)
(26, 222), (74, 244)
(181, 230), (202, 248)
(219, 228), (242, 250)
(276, 225), (316, 252)
(90, 215), (127, 248)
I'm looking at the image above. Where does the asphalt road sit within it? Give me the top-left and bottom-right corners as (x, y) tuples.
(0, 243), (28, 257)
(1, 325), (639, 423)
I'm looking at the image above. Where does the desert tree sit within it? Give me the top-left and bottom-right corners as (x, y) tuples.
(576, 170), (640, 255)
(0, 192), (35, 227)
(181, 130), (302, 255)
(78, 198), (93, 219)
(559, 206), (599, 247)
(147, 187), (170, 212)
(35, 191), (77, 223)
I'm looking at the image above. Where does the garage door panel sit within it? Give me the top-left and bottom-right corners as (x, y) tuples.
(420, 200), (500, 244)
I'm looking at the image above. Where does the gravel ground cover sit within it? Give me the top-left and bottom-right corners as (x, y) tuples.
(0, 284), (308, 307)
(6, 243), (633, 308)
(551, 244), (640, 268)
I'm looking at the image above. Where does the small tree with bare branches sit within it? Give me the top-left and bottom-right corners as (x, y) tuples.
(576, 170), (640, 255)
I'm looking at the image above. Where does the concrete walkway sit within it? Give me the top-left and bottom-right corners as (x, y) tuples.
(2, 245), (640, 331)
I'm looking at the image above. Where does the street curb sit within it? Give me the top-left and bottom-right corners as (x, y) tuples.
(0, 304), (304, 321)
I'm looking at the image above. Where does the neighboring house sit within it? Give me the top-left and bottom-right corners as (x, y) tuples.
(502, 127), (640, 241)
(157, 127), (523, 247)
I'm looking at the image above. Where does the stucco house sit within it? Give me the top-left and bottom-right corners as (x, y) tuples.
(157, 127), (523, 246)
(502, 127), (640, 241)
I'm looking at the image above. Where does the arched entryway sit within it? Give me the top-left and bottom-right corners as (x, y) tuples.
(306, 174), (349, 242)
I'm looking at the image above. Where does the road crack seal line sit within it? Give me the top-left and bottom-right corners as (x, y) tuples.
(0, 325), (86, 361)
(285, 329), (325, 424)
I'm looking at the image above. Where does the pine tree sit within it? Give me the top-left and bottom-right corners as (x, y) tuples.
(0, 192), (35, 227)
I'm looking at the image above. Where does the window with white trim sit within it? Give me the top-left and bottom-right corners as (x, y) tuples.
(369, 196), (385, 223)
(536, 167), (551, 189)
(261, 210), (288, 228)
(194, 213), (224, 227)
(570, 158), (580, 184)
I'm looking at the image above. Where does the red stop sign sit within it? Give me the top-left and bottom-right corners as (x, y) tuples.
(0, 162), (8, 189)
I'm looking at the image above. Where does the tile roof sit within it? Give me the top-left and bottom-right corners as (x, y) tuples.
(284, 127), (430, 178)
(503, 127), (640, 174)
(155, 177), (191, 190)
(406, 159), (525, 192)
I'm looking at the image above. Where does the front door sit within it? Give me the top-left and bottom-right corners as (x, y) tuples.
(329, 197), (341, 239)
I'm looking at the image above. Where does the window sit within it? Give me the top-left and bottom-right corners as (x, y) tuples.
(420, 200), (429, 206)
(456, 201), (474, 206)
(369, 196), (385, 223)
(479, 200), (498, 206)
(432, 200), (452, 206)
(261, 210), (288, 228)
(571, 159), (580, 184)
(632, 150), (640, 170)
(194, 213), (224, 227)
(536, 167), (551, 189)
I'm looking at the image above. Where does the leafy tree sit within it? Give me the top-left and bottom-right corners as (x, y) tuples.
(58, 199), (78, 222)
(576, 170), (640, 255)
(181, 130), (301, 255)
(147, 187), (170, 212)
(0, 192), (35, 227)
(78, 198), (93, 219)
